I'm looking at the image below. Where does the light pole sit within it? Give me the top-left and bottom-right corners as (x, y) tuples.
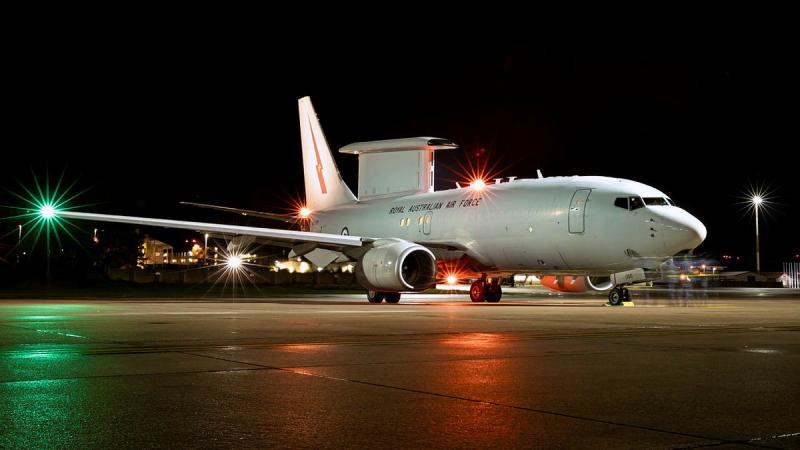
(204, 233), (209, 265)
(752, 195), (762, 273)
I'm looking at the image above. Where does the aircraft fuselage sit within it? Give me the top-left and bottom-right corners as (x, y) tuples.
(311, 176), (706, 275)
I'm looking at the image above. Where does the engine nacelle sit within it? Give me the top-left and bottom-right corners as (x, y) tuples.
(540, 275), (613, 293)
(355, 239), (437, 291)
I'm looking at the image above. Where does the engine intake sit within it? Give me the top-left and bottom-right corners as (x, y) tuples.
(355, 239), (436, 291)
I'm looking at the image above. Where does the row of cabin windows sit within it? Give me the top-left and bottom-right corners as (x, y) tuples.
(614, 196), (674, 211)
(399, 215), (432, 227)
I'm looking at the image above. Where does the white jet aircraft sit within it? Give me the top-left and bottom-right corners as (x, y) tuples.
(53, 97), (706, 305)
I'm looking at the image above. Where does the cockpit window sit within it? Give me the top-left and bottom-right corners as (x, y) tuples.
(615, 196), (647, 210)
(643, 197), (670, 206)
(666, 198), (675, 206)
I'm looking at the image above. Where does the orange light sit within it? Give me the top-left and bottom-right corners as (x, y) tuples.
(280, 193), (315, 230)
(469, 179), (486, 191)
(437, 258), (478, 287)
(442, 147), (508, 193)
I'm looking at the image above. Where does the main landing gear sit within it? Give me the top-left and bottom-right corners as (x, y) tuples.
(607, 286), (630, 306)
(367, 290), (401, 304)
(470, 274), (502, 303)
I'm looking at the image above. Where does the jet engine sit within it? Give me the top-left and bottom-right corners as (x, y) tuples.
(354, 239), (437, 291)
(540, 275), (613, 293)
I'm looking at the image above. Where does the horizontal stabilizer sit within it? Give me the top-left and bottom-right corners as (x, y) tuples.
(180, 202), (294, 222)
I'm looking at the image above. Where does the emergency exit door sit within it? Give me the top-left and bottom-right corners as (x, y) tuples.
(423, 212), (432, 235)
(568, 189), (591, 233)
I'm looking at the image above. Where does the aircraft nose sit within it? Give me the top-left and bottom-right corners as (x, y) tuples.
(684, 214), (707, 249)
(656, 209), (707, 252)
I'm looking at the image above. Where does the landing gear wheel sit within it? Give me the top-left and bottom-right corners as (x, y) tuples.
(367, 290), (385, 303)
(486, 282), (502, 303)
(470, 281), (486, 302)
(608, 288), (623, 306)
(384, 292), (401, 304)
(622, 288), (630, 302)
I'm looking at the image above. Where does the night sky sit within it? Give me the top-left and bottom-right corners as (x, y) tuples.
(3, 32), (798, 272)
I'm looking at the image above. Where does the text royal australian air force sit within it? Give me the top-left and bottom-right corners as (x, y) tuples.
(389, 197), (483, 215)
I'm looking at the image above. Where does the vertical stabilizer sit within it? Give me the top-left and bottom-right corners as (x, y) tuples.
(298, 97), (357, 211)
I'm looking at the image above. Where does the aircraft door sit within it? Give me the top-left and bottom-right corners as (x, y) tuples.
(568, 189), (591, 233)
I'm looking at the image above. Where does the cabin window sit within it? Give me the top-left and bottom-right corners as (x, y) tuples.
(418, 216), (423, 225)
(425, 215), (431, 224)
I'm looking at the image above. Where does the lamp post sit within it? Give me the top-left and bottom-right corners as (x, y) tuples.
(204, 233), (209, 265)
(752, 195), (762, 273)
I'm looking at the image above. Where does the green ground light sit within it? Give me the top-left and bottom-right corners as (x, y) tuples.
(2, 169), (91, 255)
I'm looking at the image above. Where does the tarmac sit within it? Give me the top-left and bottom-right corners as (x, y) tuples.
(1, 288), (799, 449)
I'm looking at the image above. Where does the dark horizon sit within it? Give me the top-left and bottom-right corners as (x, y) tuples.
(3, 35), (798, 272)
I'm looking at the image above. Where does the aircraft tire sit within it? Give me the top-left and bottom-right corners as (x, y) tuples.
(486, 284), (502, 302)
(367, 290), (385, 303)
(608, 288), (623, 306)
(470, 281), (485, 302)
(384, 292), (401, 303)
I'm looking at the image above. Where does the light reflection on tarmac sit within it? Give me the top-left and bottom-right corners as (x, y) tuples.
(1, 288), (799, 448)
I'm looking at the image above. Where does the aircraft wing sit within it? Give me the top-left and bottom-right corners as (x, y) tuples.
(57, 211), (364, 250)
(179, 202), (295, 223)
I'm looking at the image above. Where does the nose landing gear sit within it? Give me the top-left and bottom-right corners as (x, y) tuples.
(606, 268), (645, 306)
(607, 287), (630, 306)
(470, 275), (503, 303)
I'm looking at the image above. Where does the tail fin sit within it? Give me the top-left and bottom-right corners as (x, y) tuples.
(298, 97), (357, 211)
